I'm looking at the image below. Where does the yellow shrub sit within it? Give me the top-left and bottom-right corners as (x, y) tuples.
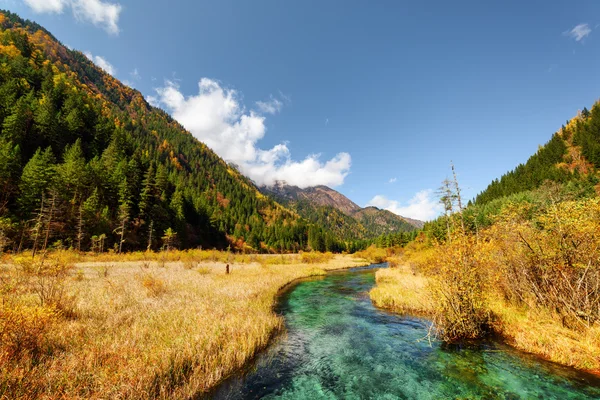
(141, 274), (167, 297)
(489, 197), (600, 327)
(13, 258), (76, 317)
(0, 303), (59, 361)
(354, 245), (387, 264)
(196, 266), (211, 275)
(300, 252), (334, 264)
(386, 256), (402, 268)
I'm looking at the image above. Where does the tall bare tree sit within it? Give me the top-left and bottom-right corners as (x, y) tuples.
(451, 161), (465, 233)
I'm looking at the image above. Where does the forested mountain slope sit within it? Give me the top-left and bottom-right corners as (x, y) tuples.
(264, 182), (362, 214)
(0, 10), (349, 253)
(403, 104), (600, 371)
(261, 183), (419, 241)
(422, 103), (600, 241)
(474, 106), (600, 205)
(352, 206), (424, 231)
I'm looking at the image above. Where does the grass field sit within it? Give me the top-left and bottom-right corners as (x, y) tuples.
(369, 262), (435, 316)
(0, 251), (366, 399)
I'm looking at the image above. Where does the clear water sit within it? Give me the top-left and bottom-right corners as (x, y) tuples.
(210, 265), (600, 399)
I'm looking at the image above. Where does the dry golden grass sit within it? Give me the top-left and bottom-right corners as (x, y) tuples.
(354, 245), (388, 264)
(369, 261), (435, 316)
(299, 251), (334, 264)
(0, 252), (366, 399)
(1, 248), (270, 268)
(488, 297), (600, 372)
(370, 254), (600, 373)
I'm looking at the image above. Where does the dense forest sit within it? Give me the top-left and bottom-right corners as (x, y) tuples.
(0, 10), (371, 253)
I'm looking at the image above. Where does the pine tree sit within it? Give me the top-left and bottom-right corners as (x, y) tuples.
(19, 147), (56, 215)
(0, 139), (20, 215)
(57, 139), (87, 202)
(2, 94), (33, 144)
(115, 178), (131, 254)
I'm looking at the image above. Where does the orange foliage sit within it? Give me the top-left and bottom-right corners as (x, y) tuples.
(159, 139), (170, 152)
(216, 192), (230, 208)
(0, 43), (20, 58)
(171, 156), (183, 170)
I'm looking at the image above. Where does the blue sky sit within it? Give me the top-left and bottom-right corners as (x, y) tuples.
(5, 0), (600, 220)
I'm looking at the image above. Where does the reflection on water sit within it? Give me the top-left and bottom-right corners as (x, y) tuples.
(211, 265), (600, 399)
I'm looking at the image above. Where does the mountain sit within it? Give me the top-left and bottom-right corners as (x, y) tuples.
(353, 206), (425, 230)
(265, 182), (361, 214)
(0, 10), (353, 253)
(391, 214), (424, 229)
(261, 182), (422, 240)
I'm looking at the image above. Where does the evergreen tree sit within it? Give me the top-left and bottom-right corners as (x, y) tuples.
(19, 147), (56, 215)
(0, 139), (20, 215)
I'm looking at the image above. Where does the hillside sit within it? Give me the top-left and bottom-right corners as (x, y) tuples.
(423, 101), (600, 243)
(474, 107), (600, 206)
(390, 101), (600, 374)
(261, 182), (420, 240)
(0, 10), (352, 253)
(353, 206), (424, 231)
(265, 182), (361, 214)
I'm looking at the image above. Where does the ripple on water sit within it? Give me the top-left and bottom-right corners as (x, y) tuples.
(209, 266), (600, 400)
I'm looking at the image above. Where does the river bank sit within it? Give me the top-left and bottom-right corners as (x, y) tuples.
(369, 263), (600, 377)
(213, 263), (600, 399)
(0, 251), (366, 399)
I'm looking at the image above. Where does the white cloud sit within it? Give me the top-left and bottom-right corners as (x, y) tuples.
(255, 95), (283, 115)
(84, 51), (116, 76)
(388, 177), (397, 183)
(23, 0), (66, 13)
(146, 94), (160, 107)
(564, 23), (591, 42)
(366, 190), (443, 221)
(151, 78), (351, 188)
(22, 0), (122, 34)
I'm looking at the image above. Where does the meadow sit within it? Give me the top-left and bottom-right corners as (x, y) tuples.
(0, 250), (366, 399)
(369, 259), (435, 317)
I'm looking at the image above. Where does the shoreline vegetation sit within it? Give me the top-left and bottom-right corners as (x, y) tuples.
(0, 250), (366, 399)
(370, 233), (600, 377)
(371, 266), (600, 378)
(368, 156), (600, 378)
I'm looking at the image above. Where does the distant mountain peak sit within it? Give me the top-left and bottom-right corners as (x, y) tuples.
(357, 206), (425, 229)
(262, 183), (361, 215)
(261, 183), (424, 237)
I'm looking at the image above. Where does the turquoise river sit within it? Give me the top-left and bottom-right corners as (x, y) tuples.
(210, 264), (600, 399)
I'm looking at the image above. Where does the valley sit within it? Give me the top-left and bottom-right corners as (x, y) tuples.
(1, 5), (600, 400)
